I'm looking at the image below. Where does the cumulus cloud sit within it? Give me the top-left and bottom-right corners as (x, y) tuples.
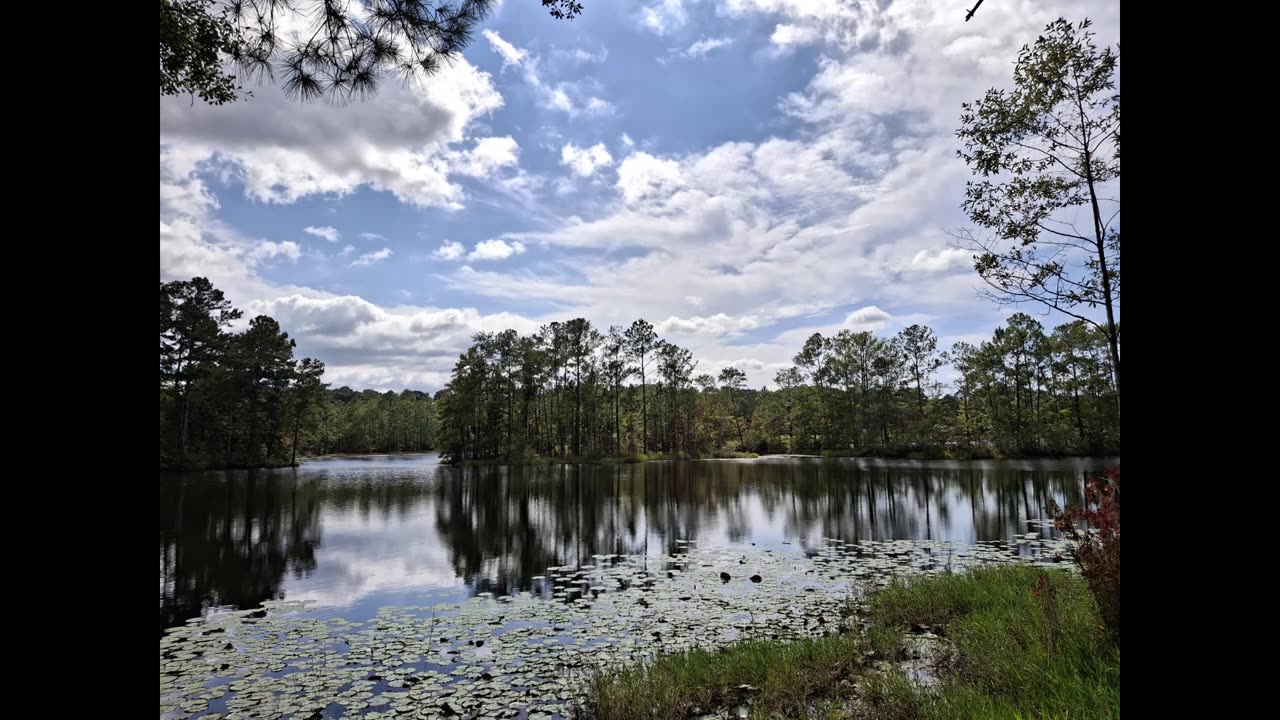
(907, 248), (972, 275)
(615, 152), (686, 205)
(449, 136), (520, 177)
(769, 24), (820, 51)
(433, 240), (466, 261)
(305, 226), (339, 242)
(249, 241), (302, 262)
(560, 143), (614, 177)
(843, 306), (892, 330)
(160, 0), (1118, 392)
(159, 56), (504, 209)
(468, 239), (527, 261)
(657, 313), (762, 336)
(641, 0), (687, 35)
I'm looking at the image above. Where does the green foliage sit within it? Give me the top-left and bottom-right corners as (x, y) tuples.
(580, 567), (1119, 720)
(160, 1), (584, 105)
(159, 0), (242, 105)
(437, 313), (1118, 463)
(862, 566), (1120, 720)
(579, 635), (860, 720)
(1051, 468), (1120, 644)
(161, 277), (329, 469)
(305, 387), (439, 456)
(955, 17), (1121, 405)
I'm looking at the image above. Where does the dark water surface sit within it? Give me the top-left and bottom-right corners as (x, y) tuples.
(159, 454), (1114, 631)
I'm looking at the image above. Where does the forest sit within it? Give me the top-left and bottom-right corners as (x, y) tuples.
(435, 315), (1119, 463)
(161, 276), (1117, 470)
(160, 277), (437, 470)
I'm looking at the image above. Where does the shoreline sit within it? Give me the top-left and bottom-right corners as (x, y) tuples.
(163, 449), (1118, 472)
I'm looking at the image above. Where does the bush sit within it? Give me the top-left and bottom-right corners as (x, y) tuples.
(1050, 466), (1120, 643)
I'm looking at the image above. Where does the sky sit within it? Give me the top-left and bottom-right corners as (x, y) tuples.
(159, 0), (1120, 393)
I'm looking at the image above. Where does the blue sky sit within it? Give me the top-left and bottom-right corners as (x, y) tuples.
(159, 0), (1120, 392)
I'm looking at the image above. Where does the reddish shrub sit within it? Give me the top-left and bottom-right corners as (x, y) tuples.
(1050, 467), (1120, 643)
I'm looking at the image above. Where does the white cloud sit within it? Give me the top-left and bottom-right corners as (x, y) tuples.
(482, 30), (612, 117)
(585, 97), (613, 114)
(161, 0), (1118, 392)
(434, 240), (466, 261)
(468, 239), (527, 261)
(339, 244), (356, 257)
(641, 0), (687, 35)
(685, 37), (733, 57)
(160, 56), (504, 209)
(305, 226), (339, 242)
(249, 240), (302, 262)
(482, 29), (527, 66)
(657, 313), (762, 336)
(769, 23), (819, 50)
(615, 152), (686, 205)
(560, 143), (614, 177)
(843, 306), (891, 330)
(352, 248), (393, 266)
(449, 136), (520, 177)
(359, 232), (384, 241)
(553, 47), (608, 64)
(907, 247), (972, 275)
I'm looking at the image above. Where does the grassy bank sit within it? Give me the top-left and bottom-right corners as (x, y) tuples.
(453, 451), (759, 467)
(578, 566), (1119, 720)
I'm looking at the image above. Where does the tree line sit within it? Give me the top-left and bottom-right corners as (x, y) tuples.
(160, 277), (440, 470)
(435, 314), (1118, 463)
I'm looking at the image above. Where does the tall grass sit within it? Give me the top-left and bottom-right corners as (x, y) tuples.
(578, 566), (1119, 720)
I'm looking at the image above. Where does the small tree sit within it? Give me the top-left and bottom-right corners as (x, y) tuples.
(1050, 466), (1120, 644)
(955, 18), (1120, 413)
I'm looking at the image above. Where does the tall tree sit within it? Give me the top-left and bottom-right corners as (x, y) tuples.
(160, 277), (243, 461)
(718, 367), (748, 449)
(290, 358), (327, 465)
(602, 326), (632, 454)
(230, 316), (297, 464)
(657, 341), (696, 451)
(625, 320), (658, 453)
(898, 324), (942, 425)
(564, 319), (601, 456)
(955, 18), (1120, 412)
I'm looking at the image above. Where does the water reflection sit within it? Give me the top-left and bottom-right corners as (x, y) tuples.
(159, 455), (1112, 631)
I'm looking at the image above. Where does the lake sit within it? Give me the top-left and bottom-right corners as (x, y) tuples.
(160, 454), (1116, 719)
(159, 454), (1114, 632)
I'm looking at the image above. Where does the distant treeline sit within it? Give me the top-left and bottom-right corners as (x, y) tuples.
(162, 277), (1117, 470)
(306, 387), (438, 456)
(436, 315), (1119, 463)
(160, 278), (437, 470)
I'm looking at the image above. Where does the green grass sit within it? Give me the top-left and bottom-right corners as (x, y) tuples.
(577, 566), (1119, 720)
(863, 566), (1120, 720)
(579, 634), (861, 720)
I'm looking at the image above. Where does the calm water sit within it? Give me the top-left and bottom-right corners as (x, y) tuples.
(159, 454), (1114, 632)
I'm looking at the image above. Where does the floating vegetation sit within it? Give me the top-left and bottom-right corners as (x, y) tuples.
(160, 536), (1071, 720)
